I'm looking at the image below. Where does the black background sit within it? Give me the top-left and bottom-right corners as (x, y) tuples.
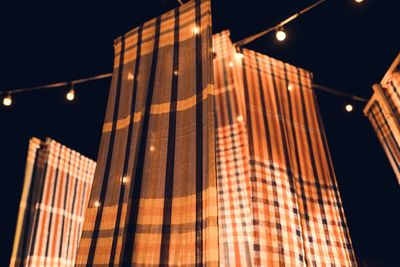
(1, 0), (399, 265)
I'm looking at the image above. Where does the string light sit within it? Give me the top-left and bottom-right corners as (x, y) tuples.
(235, 52), (244, 60)
(94, 201), (101, 207)
(288, 84), (294, 91)
(3, 94), (12, 106)
(193, 25), (200, 35)
(354, 0), (364, 3)
(228, 62), (234, 67)
(237, 115), (243, 122)
(66, 83), (75, 101)
(150, 145), (155, 152)
(276, 28), (287, 41)
(346, 104), (353, 112)
(122, 176), (129, 184)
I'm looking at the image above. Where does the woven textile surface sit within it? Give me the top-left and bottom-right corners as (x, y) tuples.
(10, 137), (96, 267)
(75, 0), (218, 265)
(213, 30), (356, 267)
(366, 100), (400, 183)
(382, 71), (400, 120)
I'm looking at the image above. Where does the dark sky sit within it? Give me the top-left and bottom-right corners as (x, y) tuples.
(1, 0), (399, 265)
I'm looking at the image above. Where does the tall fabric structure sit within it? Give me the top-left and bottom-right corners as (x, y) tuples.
(75, 0), (218, 265)
(364, 53), (400, 184)
(213, 30), (356, 266)
(10, 137), (96, 267)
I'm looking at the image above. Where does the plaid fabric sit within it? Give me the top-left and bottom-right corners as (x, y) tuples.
(75, 0), (217, 266)
(10, 137), (96, 267)
(382, 67), (400, 120)
(213, 30), (356, 266)
(366, 99), (400, 184)
(213, 31), (254, 266)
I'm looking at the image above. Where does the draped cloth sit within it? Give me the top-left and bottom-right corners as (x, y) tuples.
(364, 53), (400, 184)
(10, 137), (96, 267)
(213, 30), (356, 266)
(75, 0), (218, 266)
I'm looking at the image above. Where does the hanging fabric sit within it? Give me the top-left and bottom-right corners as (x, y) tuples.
(213, 30), (356, 266)
(75, 0), (217, 265)
(364, 53), (400, 184)
(10, 137), (96, 267)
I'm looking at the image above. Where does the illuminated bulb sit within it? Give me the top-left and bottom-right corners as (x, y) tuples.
(228, 62), (234, 67)
(276, 28), (286, 42)
(150, 145), (155, 152)
(237, 115), (243, 122)
(3, 94), (12, 106)
(235, 52), (244, 60)
(66, 89), (75, 101)
(354, 0), (364, 3)
(193, 25), (200, 35)
(94, 201), (101, 208)
(122, 177), (128, 184)
(174, 70), (178, 76)
(128, 73), (134, 80)
(345, 104), (353, 112)
(288, 84), (293, 91)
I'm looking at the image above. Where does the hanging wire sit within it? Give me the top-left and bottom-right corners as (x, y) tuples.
(0, 72), (367, 103)
(0, 73), (112, 96)
(235, 0), (326, 47)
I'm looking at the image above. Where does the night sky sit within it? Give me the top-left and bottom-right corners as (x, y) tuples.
(1, 0), (399, 265)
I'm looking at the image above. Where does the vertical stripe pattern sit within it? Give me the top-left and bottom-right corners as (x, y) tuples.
(10, 137), (96, 267)
(213, 30), (356, 267)
(365, 65), (400, 184)
(75, 0), (218, 266)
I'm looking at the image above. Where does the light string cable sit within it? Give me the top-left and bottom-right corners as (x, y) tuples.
(234, 0), (367, 103)
(0, 0), (368, 104)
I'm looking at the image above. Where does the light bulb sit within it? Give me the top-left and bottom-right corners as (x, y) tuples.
(288, 84), (293, 91)
(345, 104), (353, 112)
(122, 177), (128, 184)
(150, 145), (155, 152)
(228, 62), (234, 67)
(276, 29), (286, 42)
(66, 89), (75, 101)
(354, 0), (364, 3)
(3, 95), (12, 106)
(193, 25), (200, 35)
(235, 52), (244, 60)
(94, 201), (101, 207)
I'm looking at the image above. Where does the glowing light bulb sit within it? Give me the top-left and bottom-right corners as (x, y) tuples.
(122, 177), (128, 184)
(128, 73), (134, 80)
(228, 62), (234, 67)
(276, 29), (286, 42)
(66, 89), (75, 101)
(354, 0), (364, 3)
(193, 25), (200, 35)
(235, 52), (244, 60)
(288, 84), (293, 91)
(237, 115), (243, 122)
(345, 104), (353, 112)
(174, 70), (178, 76)
(3, 95), (12, 106)
(150, 145), (155, 152)
(94, 201), (101, 208)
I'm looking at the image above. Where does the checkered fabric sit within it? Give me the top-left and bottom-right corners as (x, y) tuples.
(364, 54), (400, 184)
(366, 99), (400, 183)
(75, 0), (217, 266)
(213, 30), (356, 266)
(381, 71), (400, 120)
(10, 137), (96, 267)
(213, 31), (254, 266)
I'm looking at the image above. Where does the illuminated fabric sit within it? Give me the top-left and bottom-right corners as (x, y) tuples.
(366, 99), (400, 183)
(10, 138), (96, 267)
(75, 0), (217, 265)
(365, 61), (400, 184)
(213, 30), (356, 266)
